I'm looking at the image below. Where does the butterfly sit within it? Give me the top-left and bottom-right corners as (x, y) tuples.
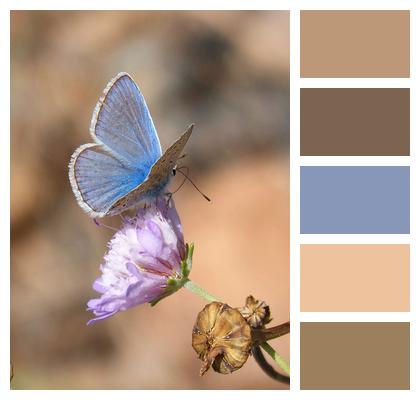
(69, 72), (193, 218)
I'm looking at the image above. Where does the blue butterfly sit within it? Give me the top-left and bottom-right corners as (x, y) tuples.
(69, 72), (193, 218)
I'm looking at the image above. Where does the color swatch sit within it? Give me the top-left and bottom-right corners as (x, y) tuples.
(300, 166), (410, 234)
(300, 11), (410, 77)
(300, 88), (410, 156)
(300, 244), (410, 312)
(298, 8), (411, 390)
(300, 322), (410, 389)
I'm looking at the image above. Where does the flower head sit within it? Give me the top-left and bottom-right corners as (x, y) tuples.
(87, 197), (192, 324)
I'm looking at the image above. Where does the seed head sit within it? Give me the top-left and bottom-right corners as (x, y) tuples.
(238, 295), (272, 328)
(192, 302), (252, 375)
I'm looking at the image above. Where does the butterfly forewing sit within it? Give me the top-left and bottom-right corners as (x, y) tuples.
(90, 72), (162, 168)
(107, 124), (194, 215)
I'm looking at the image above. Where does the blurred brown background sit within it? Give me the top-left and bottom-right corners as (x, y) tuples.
(11, 11), (289, 389)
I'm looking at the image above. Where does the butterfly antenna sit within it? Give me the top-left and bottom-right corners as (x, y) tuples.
(176, 167), (211, 202)
(171, 168), (189, 195)
(93, 218), (118, 232)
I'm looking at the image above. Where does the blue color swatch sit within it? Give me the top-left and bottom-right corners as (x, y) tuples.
(300, 166), (410, 234)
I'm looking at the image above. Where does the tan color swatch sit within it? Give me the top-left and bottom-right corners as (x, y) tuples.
(301, 244), (410, 312)
(301, 11), (410, 77)
(301, 322), (410, 389)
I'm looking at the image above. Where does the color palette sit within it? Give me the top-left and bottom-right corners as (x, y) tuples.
(300, 166), (410, 234)
(300, 88), (410, 156)
(300, 244), (410, 312)
(300, 10), (410, 77)
(298, 9), (411, 390)
(300, 322), (410, 389)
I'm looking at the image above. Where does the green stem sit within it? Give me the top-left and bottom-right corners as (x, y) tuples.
(252, 345), (290, 384)
(260, 341), (290, 375)
(183, 279), (220, 303)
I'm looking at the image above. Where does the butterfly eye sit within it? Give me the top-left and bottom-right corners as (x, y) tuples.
(172, 168), (177, 176)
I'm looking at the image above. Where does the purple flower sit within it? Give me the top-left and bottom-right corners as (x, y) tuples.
(87, 197), (192, 325)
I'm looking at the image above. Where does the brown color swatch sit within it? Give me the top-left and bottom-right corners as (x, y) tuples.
(300, 88), (410, 156)
(301, 322), (410, 389)
(301, 11), (410, 77)
(300, 244), (410, 311)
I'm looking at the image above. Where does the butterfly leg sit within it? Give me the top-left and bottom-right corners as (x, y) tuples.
(164, 192), (173, 206)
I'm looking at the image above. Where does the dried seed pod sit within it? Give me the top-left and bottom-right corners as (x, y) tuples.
(238, 295), (272, 328)
(192, 302), (252, 375)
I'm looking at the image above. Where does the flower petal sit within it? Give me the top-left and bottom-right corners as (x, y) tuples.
(87, 197), (186, 323)
(136, 220), (163, 257)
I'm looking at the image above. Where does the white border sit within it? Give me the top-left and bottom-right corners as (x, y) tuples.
(289, 6), (300, 392)
(2, 0), (11, 398)
(300, 78), (411, 88)
(3, 0), (419, 399)
(300, 313), (411, 323)
(409, 5), (418, 395)
(3, 0), (417, 11)
(300, 156), (411, 166)
(299, 234), (411, 244)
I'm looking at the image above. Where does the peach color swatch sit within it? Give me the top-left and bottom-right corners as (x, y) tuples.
(300, 244), (410, 312)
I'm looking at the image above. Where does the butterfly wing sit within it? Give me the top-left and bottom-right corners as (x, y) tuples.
(69, 144), (151, 218)
(108, 124), (194, 215)
(90, 72), (162, 167)
(69, 72), (161, 217)
(148, 123), (194, 181)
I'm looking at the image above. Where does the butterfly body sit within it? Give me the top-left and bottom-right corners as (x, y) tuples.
(107, 124), (193, 216)
(69, 72), (193, 218)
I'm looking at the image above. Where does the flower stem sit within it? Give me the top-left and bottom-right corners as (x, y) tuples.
(183, 279), (220, 303)
(260, 341), (290, 375)
(252, 321), (290, 344)
(252, 345), (290, 384)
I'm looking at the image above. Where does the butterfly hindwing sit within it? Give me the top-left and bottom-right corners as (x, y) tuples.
(69, 144), (150, 217)
(149, 123), (193, 178)
(107, 124), (194, 215)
